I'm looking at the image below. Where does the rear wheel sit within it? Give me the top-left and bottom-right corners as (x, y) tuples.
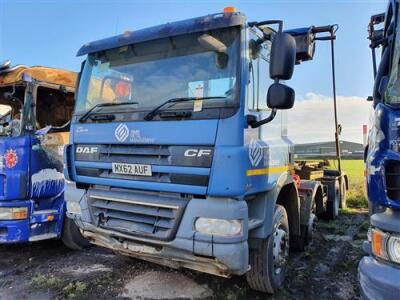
(326, 180), (340, 220)
(246, 205), (289, 294)
(62, 217), (91, 250)
(291, 212), (317, 251)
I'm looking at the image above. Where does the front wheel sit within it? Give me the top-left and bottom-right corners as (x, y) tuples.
(246, 205), (290, 294)
(62, 217), (91, 250)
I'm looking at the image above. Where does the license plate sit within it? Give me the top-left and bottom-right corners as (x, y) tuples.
(112, 163), (152, 176)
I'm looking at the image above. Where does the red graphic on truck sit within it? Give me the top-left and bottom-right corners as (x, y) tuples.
(5, 149), (18, 168)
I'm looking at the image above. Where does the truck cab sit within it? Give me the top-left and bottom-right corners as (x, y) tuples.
(0, 62), (88, 248)
(359, 1), (400, 299)
(66, 9), (343, 293)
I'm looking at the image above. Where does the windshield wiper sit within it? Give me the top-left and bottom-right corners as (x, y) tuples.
(79, 101), (138, 123)
(144, 96), (227, 121)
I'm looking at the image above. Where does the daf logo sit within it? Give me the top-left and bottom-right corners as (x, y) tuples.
(115, 123), (129, 142)
(76, 146), (98, 154)
(184, 149), (212, 157)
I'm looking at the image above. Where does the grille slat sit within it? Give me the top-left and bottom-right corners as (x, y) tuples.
(88, 189), (187, 241)
(385, 160), (400, 200)
(100, 145), (170, 156)
(93, 210), (174, 229)
(91, 200), (175, 218)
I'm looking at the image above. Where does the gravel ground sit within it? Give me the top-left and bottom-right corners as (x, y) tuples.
(0, 209), (368, 300)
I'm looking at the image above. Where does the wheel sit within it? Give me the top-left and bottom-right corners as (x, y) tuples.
(326, 180), (340, 220)
(301, 213), (317, 247)
(291, 212), (317, 251)
(246, 205), (289, 294)
(339, 178), (347, 209)
(62, 217), (91, 250)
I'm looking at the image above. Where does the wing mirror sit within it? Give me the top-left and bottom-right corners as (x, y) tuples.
(267, 83), (295, 110)
(269, 32), (296, 80)
(248, 24), (297, 128)
(267, 32), (296, 110)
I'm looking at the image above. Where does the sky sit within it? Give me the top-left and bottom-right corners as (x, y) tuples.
(0, 0), (388, 143)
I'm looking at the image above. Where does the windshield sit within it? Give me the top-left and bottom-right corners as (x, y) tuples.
(75, 26), (240, 118)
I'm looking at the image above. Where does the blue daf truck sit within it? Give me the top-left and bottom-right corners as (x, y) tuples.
(359, 1), (400, 299)
(65, 8), (347, 293)
(0, 62), (89, 249)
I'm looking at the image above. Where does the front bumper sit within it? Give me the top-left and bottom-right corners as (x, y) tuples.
(359, 256), (400, 300)
(358, 208), (400, 299)
(0, 199), (64, 244)
(68, 192), (250, 276)
(81, 222), (249, 277)
(0, 200), (31, 243)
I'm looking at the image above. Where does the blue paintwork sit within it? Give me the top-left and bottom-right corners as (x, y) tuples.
(67, 12), (294, 275)
(77, 12), (246, 56)
(366, 103), (400, 210)
(0, 134), (66, 243)
(360, 2), (400, 298)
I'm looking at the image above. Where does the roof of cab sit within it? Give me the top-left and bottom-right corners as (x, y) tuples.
(77, 11), (246, 56)
(0, 66), (77, 88)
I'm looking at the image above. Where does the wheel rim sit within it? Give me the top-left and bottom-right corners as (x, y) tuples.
(272, 224), (289, 275)
(308, 213), (317, 242)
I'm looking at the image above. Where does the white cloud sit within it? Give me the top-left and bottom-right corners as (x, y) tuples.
(287, 92), (372, 144)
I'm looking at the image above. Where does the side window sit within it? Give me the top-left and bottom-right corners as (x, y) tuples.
(258, 42), (273, 110)
(247, 29), (258, 111)
(247, 28), (273, 111)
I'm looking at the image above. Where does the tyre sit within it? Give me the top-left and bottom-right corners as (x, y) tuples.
(246, 205), (289, 294)
(326, 180), (340, 220)
(62, 217), (91, 250)
(339, 178), (347, 209)
(291, 212), (317, 251)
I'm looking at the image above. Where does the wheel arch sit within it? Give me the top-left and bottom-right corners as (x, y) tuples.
(248, 172), (300, 240)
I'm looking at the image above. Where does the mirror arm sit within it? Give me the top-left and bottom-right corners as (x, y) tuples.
(249, 108), (277, 128)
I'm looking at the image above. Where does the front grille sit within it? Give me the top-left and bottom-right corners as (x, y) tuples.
(74, 144), (213, 188)
(88, 189), (187, 241)
(75, 144), (213, 167)
(385, 160), (400, 200)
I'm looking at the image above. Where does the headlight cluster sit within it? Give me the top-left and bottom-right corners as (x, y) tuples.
(0, 207), (28, 220)
(66, 201), (82, 215)
(194, 218), (242, 236)
(371, 228), (400, 264)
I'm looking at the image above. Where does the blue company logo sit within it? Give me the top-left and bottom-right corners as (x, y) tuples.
(115, 123), (129, 142)
(249, 140), (263, 167)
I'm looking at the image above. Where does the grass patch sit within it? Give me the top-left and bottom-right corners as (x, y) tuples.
(30, 274), (64, 290)
(331, 160), (368, 208)
(63, 281), (88, 299)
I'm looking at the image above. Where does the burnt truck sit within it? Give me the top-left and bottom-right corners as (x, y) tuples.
(0, 61), (88, 248)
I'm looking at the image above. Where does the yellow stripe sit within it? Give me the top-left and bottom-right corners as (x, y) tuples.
(246, 165), (290, 176)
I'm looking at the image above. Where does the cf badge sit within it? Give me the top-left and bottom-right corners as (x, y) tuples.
(184, 149), (212, 157)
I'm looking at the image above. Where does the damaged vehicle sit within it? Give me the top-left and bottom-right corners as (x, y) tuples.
(0, 61), (89, 248)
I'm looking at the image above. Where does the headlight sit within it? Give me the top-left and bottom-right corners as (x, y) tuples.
(0, 207), (28, 220)
(387, 235), (400, 263)
(371, 228), (400, 264)
(66, 201), (81, 215)
(194, 218), (242, 236)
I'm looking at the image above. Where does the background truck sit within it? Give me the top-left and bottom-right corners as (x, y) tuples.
(359, 1), (400, 299)
(65, 8), (346, 293)
(0, 61), (88, 248)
